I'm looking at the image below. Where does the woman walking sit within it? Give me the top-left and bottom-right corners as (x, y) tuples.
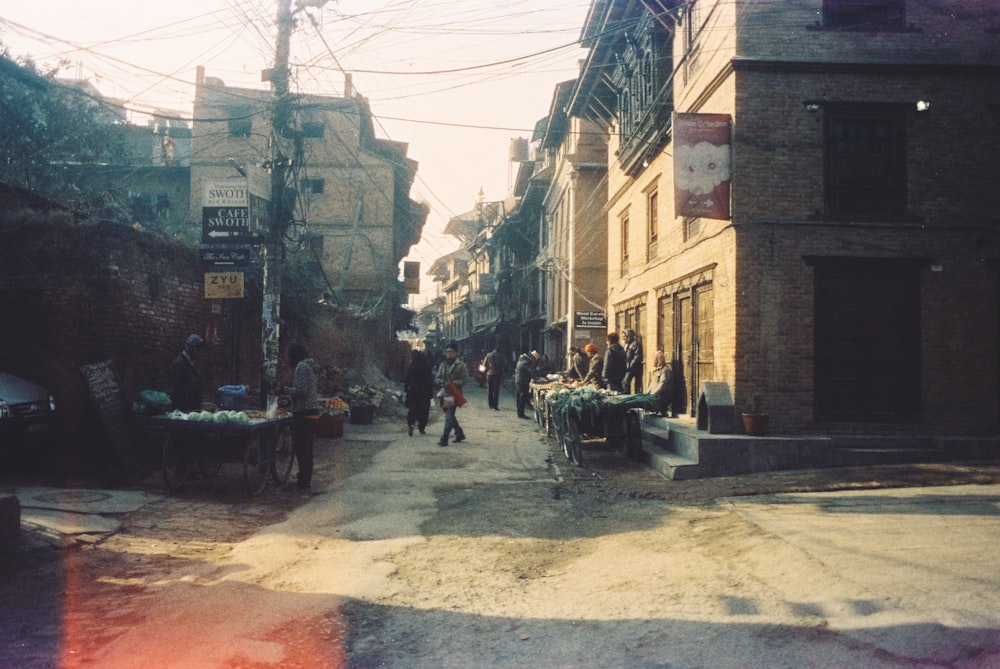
(404, 349), (434, 436)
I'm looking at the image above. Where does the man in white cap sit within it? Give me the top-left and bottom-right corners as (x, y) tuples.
(514, 349), (541, 419)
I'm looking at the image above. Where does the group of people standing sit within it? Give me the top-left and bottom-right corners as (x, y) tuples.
(571, 330), (674, 416)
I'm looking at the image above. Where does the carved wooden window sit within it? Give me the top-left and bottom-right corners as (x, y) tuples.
(612, 12), (670, 169)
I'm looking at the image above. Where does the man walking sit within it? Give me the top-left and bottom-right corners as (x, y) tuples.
(434, 342), (468, 446)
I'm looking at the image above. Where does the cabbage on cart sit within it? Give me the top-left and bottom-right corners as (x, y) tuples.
(542, 386), (658, 466)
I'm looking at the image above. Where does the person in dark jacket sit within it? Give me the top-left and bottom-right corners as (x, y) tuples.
(621, 328), (644, 394)
(434, 342), (469, 446)
(482, 346), (505, 411)
(581, 343), (604, 388)
(514, 350), (540, 418)
(169, 334), (203, 411)
(404, 350), (434, 435)
(602, 332), (627, 392)
(285, 343), (320, 491)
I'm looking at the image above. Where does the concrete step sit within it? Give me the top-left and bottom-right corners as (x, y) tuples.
(638, 417), (701, 480)
(642, 439), (701, 480)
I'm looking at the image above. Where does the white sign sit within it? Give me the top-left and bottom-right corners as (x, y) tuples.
(203, 179), (248, 207)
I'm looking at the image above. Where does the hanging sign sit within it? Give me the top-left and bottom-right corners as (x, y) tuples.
(202, 179), (250, 243)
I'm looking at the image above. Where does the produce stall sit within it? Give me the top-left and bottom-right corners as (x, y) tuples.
(529, 378), (572, 437)
(150, 409), (294, 496)
(539, 385), (659, 466)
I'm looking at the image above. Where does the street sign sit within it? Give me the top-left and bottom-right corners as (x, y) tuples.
(575, 310), (608, 329)
(202, 180), (250, 243)
(200, 247), (250, 268)
(204, 271), (245, 299)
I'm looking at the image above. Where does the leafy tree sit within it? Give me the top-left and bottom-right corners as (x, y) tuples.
(0, 48), (130, 219)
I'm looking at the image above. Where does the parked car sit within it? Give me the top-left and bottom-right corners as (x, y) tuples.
(0, 372), (56, 445)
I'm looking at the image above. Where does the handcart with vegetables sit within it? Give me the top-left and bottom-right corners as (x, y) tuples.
(529, 378), (572, 437)
(150, 409), (295, 496)
(541, 386), (658, 466)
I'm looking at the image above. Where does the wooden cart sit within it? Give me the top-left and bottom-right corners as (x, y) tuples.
(150, 414), (295, 495)
(544, 389), (653, 466)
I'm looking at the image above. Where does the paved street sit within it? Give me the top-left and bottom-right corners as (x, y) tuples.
(2, 382), (1000, 667)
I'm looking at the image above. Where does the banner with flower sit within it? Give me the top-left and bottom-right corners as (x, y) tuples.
(673, 113), (732, 220)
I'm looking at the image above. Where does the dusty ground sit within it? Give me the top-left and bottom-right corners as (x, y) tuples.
(3, 403), (1000, 668)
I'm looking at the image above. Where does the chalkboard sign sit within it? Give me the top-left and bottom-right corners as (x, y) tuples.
(80, 360), (146, 483)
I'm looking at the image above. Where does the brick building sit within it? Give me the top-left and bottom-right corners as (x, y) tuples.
(568, 0), (1000, 435)
(190, 68), (427, 372)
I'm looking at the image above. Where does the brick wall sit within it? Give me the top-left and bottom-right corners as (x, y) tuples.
(0, 218), (260, 459)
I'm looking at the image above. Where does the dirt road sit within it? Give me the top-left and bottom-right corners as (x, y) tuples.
(3, 385), (1000, 668)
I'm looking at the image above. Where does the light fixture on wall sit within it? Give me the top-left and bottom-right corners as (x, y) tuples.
(916, 100), (931, 112)
(802, 101), (822, 113)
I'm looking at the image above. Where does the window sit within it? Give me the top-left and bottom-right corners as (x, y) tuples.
(825, 104), (906, 220)
(620, 213), (630, 277)
(821, 0), (907, 32)
(301, 178), (325, 195)
(611, 13), (672, 174)
(302, 122), (324, 139)
(684, 216), (702, 241)
(684, 0), (703, 81)
(646, 190), (659, 261)
(811, 257), (921, 422)
(228, 109), (253, 138)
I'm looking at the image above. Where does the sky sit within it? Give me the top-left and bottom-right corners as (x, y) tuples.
(0, 0), (592, 306)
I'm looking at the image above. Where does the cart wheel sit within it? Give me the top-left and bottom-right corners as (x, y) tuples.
(624, 410), (643, 461)
(162, 432), (191, 490)
(270, 423), (295, 484)
(242, 433), (268, 496)
(198, 439), (225, 479)
(564, 417), (583, 466)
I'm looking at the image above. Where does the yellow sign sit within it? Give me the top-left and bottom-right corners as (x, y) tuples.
(204, 272), (245, 299)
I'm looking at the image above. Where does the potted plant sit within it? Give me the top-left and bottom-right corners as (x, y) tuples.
(741, 393), (769, 436)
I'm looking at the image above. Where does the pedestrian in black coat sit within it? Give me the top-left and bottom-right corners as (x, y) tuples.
(622, 329), (644, 394)
(602, 332), (627, 392)
(404, 350), (435, 436)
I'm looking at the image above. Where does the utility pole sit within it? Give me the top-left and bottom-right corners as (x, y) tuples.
(260, 0), (294, 398)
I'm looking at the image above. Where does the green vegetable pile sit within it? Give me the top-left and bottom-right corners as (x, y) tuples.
(168, 409), (252, 425)
(347, 384), (382, 407)
(543, 387), (659, 438)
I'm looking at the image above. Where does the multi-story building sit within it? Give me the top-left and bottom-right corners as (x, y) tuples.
(533, 79), (609, 369)
(569, 0), (1000, 436)
(190, 67), (426, 371)
(428, 249), (472, 350)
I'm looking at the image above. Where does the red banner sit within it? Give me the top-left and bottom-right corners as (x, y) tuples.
(673, 113), (732, 220)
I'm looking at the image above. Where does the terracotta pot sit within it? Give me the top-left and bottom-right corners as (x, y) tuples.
(742, 413), (769, 436)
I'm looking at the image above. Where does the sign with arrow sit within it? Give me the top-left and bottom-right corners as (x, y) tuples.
(202, 179), (250, 243)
